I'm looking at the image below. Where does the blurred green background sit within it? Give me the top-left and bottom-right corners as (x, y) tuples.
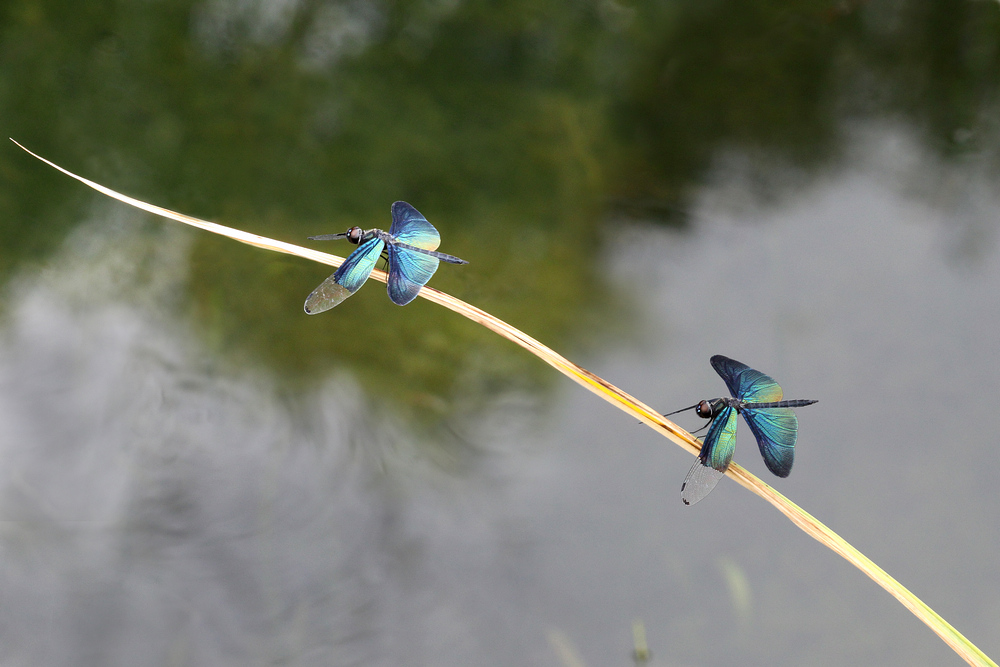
(4, 0), (996, 415)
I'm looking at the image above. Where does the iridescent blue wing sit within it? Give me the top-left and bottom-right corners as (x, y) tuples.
(384, 202), (443, 305)
(389, 201), (441, 251)
(385, 244), (440, 305)
(742, 407), (797, 477)
(681, 405), (737, 505)
(710, 355), (783, 403)
(701, 405), (738, 472)
(303, 236), (384, 314)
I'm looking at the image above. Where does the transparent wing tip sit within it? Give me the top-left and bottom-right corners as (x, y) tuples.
(680, 460), (726, 506)
(303, 279), (353, 314)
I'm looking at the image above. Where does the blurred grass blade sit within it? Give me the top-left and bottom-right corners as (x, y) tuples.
(9, 139), (349, 271)
(11, 139), (996, 667)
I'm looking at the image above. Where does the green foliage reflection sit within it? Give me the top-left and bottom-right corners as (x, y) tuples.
(2, 0), (998, 416)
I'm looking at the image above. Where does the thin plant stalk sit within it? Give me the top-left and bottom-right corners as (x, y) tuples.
(11, 139), (995, 667)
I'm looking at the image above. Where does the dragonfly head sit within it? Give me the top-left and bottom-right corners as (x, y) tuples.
(307, 226), (368, 243)
(346, 226), (364, 244)
(695, 399), (724, 419)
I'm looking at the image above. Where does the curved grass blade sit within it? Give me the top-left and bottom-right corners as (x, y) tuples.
(11, 139), (995, 667)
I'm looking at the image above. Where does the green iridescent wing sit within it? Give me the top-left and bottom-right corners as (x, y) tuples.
(710, 354), (783, 403)
(388, 201), (441, 250)
(742, 407), (797, 477)
(385, 201), (442, 305)
(680, 405), (737, 505)
(303, 235), (384, 314)
(711, 355), (797, 478)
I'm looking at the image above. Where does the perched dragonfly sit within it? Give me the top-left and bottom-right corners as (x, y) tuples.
(304, 201), (468, 314)
(666, 355), (817, 506)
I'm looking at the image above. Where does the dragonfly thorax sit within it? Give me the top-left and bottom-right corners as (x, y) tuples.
(696, 397), (744, 419)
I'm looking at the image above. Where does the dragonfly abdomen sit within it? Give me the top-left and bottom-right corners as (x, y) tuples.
(742, 399), (818, 410)
(390, 238), (469, 264)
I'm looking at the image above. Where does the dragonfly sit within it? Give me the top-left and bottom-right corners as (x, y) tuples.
(665, 355), (817, 506)
(304, 201), (468, 314)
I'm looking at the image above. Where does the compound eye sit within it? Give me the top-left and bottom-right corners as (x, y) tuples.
(347, 227), (363, 243)
(695, 400), (713, 418)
